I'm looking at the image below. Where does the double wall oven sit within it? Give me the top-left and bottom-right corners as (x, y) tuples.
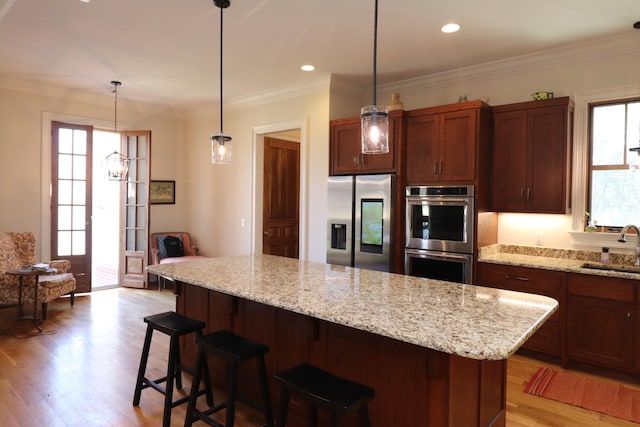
(404, 185), (474, 284)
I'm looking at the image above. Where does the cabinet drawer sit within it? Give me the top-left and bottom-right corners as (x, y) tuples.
(567, 273), (635, 302)
(478, 263), (562, 294)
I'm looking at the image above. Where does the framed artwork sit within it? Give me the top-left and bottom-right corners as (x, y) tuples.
(149, 180), (175, 204)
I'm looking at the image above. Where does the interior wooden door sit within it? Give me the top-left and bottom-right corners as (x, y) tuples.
(50, 121), (93, 293)
(262, 137), (300, 258)
(120, 131), (151, 288)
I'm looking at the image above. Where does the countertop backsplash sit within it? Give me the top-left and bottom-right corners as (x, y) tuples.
(479, 244), (636, 266)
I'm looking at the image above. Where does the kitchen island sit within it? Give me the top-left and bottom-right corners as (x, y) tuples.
(148, 254), (557, 426)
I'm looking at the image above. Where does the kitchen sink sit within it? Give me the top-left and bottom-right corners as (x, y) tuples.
(580, 262), (640, 274)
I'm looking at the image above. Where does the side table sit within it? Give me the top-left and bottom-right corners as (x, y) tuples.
(6, 267), (58, 333)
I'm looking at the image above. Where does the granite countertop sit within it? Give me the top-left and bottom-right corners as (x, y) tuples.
(148, 254), (557, 361)
(478, 244), (640, 280)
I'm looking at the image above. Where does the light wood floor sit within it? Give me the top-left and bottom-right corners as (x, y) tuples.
(0, 288), (638, 426)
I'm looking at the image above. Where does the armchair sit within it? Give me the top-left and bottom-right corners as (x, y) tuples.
(0, 232), (76, 320)
(149, 232), (208, 289)
(150, 232), (208, 265)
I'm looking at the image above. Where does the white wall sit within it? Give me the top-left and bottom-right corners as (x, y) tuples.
(183, 88), (330, 262)
(0, 77), (186, 259)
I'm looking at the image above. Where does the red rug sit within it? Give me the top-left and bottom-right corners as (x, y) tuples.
(524, 367), (640, 424)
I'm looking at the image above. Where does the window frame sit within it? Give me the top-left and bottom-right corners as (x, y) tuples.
(569, 86), (640, 247)
(586, 97), (640, 230)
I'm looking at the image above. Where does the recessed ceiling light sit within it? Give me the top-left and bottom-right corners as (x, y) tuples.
(301, 65), (315, 72)
(441, 23), (460, 33)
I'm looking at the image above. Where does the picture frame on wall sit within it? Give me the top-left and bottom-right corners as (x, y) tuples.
(149, 180), (175, 204)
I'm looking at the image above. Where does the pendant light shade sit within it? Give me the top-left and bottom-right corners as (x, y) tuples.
(361, 0), (389, 154)
(211, 0), (232, 164)
(102, 80), (130, 180)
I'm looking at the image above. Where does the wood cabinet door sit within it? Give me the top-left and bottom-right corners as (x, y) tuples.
(526, 105), (568, 212)
(566, 295), (634, 370)
(440, 109), (477, 182)
(491, 111), (527, 211)
(330, 120), (362, 175)
(329, 117), (397, 175)
(566, 274), (635, 371)
(405, 113), (440, 184)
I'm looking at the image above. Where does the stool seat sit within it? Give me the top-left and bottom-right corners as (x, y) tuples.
(185, 330), (274, 427)
(144, 311), (206, 336)
(133, 311), (213, 427)
(197, 329), (270, 362)
(275, 364), (375, 427)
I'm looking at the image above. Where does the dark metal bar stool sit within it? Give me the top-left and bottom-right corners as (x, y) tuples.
(274, 363), (375, 427)
(133, 311), (214, 427)
(184, 329), (274, 427)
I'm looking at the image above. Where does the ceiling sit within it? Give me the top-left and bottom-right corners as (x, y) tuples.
(0, 0), (638, 109)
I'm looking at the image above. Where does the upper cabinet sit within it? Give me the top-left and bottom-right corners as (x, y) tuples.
(491, 97), (573, 213)
(329, 110), (403, 175)
(404, 101), (491, 185)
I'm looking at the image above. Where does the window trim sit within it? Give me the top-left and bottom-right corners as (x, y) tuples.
(569, 85), (640, 248)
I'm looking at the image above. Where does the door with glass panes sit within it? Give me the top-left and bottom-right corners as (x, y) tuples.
(51, 121), (93, 293)
(120, 131), (151, 288)
(51, 123), (150, 291)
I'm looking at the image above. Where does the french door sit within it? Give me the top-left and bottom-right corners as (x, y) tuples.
(120, 131), (151, 288)
(51, 121), (93, 293)
(51, 122), (151, 290)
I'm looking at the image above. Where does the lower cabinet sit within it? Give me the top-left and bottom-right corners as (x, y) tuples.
(478, 263), (640, 374)
(476, 263), (564, 357)
(566, 273), (636, 371)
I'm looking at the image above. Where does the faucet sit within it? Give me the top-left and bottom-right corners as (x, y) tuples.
(618, 224), (640, 266)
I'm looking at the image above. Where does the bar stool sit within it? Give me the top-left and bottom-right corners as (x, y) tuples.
(133, 311), (214, 427)
(274, 363), (375, 427)
(184, 330), (274, 427)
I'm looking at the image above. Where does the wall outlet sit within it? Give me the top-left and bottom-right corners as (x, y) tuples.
(535, 231), (544, 246)
(241, 218), (245, 227)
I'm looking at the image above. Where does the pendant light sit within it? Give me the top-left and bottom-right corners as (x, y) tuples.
(629, 21), (640, 155)
(103, 80), (130, 181)
(211, 0), (232, 164)
(360, 0), (389, 154)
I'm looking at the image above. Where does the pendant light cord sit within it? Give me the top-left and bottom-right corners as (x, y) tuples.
(219, 5), (224, 134)
(113, 83), (118, 133)
(372, 0), (378, 106)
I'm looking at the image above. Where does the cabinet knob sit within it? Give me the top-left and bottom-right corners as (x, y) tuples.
(527, 188), (532, 200)
(520, 188), (525, 200)
(433, 161), (438, 175)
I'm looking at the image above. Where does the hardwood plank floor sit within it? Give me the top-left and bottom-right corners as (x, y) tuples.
(0, 288), (638, 426)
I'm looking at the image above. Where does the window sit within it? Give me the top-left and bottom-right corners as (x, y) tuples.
(588, 99), (640, 228)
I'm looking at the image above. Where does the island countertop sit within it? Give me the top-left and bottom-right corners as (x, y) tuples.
(148, 254), (557, 361)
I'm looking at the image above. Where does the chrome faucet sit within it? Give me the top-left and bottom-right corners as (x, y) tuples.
(618, 224), (640, 266)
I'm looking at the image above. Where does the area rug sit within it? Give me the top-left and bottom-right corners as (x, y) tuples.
(524, 367), (640, 424)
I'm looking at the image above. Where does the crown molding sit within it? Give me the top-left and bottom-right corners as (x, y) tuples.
(186, 74), (333, 120)
(382, 31), (640, 94)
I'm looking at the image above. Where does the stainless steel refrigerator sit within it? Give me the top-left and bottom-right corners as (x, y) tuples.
(326, 174), (394, 272)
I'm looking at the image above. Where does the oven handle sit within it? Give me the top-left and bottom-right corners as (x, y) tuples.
(404, 248), (473, 261)
(405, 196), (472, 204)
